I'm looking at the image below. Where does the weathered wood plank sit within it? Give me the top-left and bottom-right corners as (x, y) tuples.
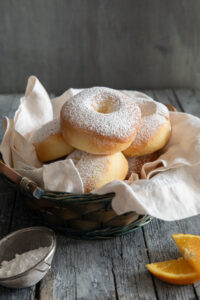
(0, 95), (21, 141)
(1, 1), (200, 93)
(40, 236), (116, 300)
(143, 217), (199, 300)
(174, 89), (200, 117)
(0, 287), (35, 300)
(106, 231), (157, 300)
(142, 89), (198, 300)
(152, 89), (179, 109)
(0, 97), (20, 240)
(0, 178), (16, 239)
(39, 229), (156, 300)
(141, 90), (155, 99)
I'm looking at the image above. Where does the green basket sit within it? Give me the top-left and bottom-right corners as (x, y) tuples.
(1, 174), (152, 239)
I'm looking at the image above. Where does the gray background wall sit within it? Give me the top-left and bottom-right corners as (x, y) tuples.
(0, 0), (200, 94)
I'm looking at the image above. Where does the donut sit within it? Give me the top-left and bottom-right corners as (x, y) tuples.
(30, 119), (74, 162)
(123, 95), (171, 157)
(127, 152), (159, 178)
(60, 87), (141, 155)
(68, 150), (128, 193)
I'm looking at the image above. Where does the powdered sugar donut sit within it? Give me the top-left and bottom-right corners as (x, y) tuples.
(68, 150), (128, 192)
(123, 95), (171, 157)
(31, 119), (74, 162)
(61, 87), (141, 155)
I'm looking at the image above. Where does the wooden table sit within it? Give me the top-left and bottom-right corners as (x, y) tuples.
(0, 89), (200, 300)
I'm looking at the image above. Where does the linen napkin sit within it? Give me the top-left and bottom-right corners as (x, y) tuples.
(1, 76), (200, 221)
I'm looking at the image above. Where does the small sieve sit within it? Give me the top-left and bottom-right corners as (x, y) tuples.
(0, 226), (56, 288)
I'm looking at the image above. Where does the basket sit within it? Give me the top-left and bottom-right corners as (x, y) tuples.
(0, 158), (153, 239)
(0, 104), (177, 239)
(0, 173), (152, 239)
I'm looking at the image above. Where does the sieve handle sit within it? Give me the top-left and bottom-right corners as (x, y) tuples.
(35, 262), (51, 273)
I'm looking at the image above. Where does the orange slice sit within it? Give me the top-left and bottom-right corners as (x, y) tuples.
(172, 233), (200, 274)
(146, 257), (200, 285)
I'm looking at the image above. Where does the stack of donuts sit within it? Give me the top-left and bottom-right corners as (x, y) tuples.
(30, 87), (171, 192)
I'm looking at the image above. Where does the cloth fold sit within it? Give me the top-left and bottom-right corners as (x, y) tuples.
(1, 76), (200, 221)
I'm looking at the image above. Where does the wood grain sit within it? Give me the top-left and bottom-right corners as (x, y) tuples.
(1, 1), (200, 93)
(174, 89), (200, 117)
(39, 230), (156, 300)
(0, 95), (21, 141)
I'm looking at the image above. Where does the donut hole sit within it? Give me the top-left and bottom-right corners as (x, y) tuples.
(92, 98), (119, 114)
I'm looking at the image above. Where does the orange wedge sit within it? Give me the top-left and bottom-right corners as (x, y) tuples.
(172, 233), (200, 274)
(146, 257), (200, 285)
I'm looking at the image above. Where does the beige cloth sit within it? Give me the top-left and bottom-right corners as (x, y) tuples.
(1, 76), (200, 221)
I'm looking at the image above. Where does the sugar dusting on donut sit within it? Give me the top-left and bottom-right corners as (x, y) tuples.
(61, 87), (141, 140)
(125, 95), (170, 147)
(133, 97), (169, 118)
(132, 115), (166, 147)
(68, 150), (110, 191)
(122, 90), (169, 118)
(30, 119), (60, 144)
(77, 154), (110, 192)
(68, 149), (129, 192)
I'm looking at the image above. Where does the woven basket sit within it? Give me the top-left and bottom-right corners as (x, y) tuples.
(0, 104), (176, 239)
(0, 173), (152, 239)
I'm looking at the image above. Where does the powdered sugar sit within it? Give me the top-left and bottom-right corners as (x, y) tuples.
(61, 87), (141, 140)
(122, 90), (169, 118)
(0, 247), (49, 278)
(68, 150), (110, 192)
(122, 90), (153, 101)
(133, 115), (167, 146)
(30, 119), (60, 144)
(133, 97), (169, 118)
(126, 96), (170, 147)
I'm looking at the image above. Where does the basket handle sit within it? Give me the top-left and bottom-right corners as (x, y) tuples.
(0, 159), (43, 199)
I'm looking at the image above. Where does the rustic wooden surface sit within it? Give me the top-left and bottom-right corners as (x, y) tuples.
(1, 1), (200, 93)
(0, 89), (200, 299)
